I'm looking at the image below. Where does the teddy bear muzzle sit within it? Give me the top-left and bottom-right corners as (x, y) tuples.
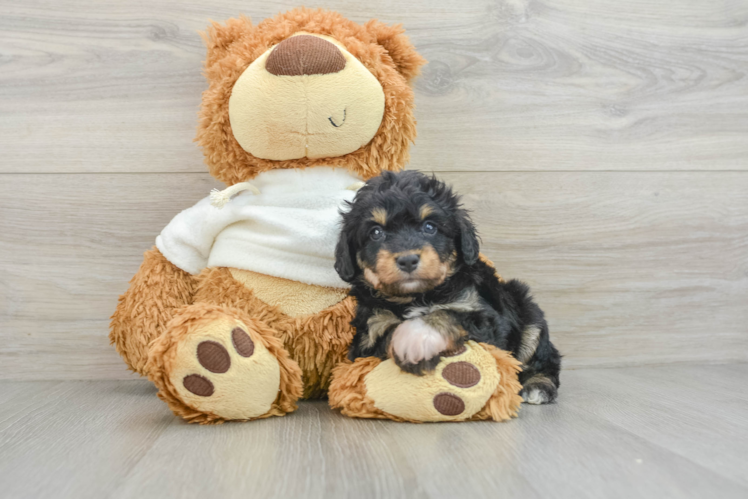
(228, 32), (386, 162)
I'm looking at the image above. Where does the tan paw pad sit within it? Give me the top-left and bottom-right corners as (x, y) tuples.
(170, 319), (281, 420)
(363, 341), (501, 422)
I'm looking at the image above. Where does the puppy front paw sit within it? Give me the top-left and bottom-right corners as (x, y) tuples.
(393, 353), (442, 375)
(390, 318), (449, 375)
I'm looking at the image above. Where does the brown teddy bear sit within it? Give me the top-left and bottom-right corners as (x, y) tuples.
(110, 7), (522, 424)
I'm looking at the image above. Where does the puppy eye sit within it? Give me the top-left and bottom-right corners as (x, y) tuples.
(422, 221), (437, 235)
(369, 226), (385, 241)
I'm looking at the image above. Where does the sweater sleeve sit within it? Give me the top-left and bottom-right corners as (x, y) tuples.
(155, 196), (245, 275)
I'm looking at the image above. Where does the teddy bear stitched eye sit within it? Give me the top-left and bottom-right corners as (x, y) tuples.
(369, 226), (385, 241)
(422, 221), (437, 235)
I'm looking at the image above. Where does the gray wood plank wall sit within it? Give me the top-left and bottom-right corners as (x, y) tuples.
(1, 0), (746, 379)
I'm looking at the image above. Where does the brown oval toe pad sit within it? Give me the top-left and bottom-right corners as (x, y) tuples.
(183, 374), (214, 397)
(231, 327), (255, 357)
(433, 392), (465, 416)
(442, 361), (481, 388)
(197, 341), (231, 373)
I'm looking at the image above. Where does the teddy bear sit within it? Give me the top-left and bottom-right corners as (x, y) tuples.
(110, 7), (523, 424)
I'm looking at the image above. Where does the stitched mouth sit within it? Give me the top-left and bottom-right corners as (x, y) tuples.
(328, 108), (347, 128)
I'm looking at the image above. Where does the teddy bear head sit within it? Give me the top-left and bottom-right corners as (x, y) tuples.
(196, 8), (426, 186)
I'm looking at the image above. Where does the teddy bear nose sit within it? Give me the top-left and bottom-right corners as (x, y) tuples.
(265, 35), (346, 76)
(396, 254), (420, 273)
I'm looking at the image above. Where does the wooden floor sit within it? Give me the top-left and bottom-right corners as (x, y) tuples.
(1, 364), (746, 498)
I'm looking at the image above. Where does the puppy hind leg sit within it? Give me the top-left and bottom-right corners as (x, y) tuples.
(520, 374), (558, 405)
(519, 324), (561, 404)
(499, 283), (561, 405)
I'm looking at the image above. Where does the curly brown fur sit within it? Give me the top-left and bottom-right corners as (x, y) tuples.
(468, 343), (524, 421)
(194, 268), (356, 399)
(196, 8), (426, 185)
(113, 257), (355, 405)
(145, 303), (303, 424)
(327, 357), (436, 423)
(335, 171), (562, 403)
(327, 342), (523, 422)
(110, 9), (426, 423)
(109, 247), (196, 374)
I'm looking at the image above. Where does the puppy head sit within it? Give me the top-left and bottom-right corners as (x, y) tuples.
(335, 171), (480, 296)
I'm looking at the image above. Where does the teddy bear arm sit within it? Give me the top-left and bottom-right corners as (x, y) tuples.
(110, 246), (197, 375)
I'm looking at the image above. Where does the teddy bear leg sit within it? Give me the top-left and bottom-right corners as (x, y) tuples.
(145, 303), (302, 424)
(329, 342), (523, 422)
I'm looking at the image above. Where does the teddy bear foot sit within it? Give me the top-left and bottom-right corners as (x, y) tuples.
(146, 304), (302, 424)
(329, 341), (524, 422)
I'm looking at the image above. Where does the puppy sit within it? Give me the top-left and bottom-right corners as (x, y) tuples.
(335, 170), (561, 404)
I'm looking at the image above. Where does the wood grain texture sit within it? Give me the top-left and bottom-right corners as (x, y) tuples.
(1, 172), (746, 379)
(1, 365), (747, 497)
(441, 171), (748, 368)
(1, 0), (747, 173)
(567, 364), (748, 485)
(0, 174), (221, 380)
(0, 381), (171, 498)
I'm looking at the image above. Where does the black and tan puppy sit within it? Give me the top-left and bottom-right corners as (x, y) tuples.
(334, 170), (561, 404)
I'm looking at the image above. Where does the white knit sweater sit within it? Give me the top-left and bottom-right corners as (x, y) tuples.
(156, 167), (360, 289)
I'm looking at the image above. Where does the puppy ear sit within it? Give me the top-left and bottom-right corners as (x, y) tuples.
(334, 232), (358, 283)
(365, 20), (427, 84)
(457, 210), (480, 265)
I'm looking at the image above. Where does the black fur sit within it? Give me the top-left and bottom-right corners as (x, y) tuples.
(335, 171), (561, 404)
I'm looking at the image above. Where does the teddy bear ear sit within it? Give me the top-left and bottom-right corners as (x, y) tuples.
(200, 16), (253, 68)
(365, 20), (427, 84)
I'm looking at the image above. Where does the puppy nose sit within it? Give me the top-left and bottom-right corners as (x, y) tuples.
(396, 254), (420, 273)
(265, 35), (346, 76)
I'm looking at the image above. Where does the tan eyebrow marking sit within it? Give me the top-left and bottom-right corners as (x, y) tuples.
(371, 208), (388, 226)
(419, 205), (434, 220)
